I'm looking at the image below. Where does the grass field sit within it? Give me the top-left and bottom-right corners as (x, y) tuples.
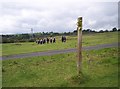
(2, 47), (119, 87)
(2, 32), (119, 56)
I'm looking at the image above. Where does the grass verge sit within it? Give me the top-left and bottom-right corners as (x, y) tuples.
(2, 47), (119, 87)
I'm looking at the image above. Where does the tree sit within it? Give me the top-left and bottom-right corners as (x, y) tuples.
(104, 29), (109, 32)
(118, 29), (120, 31)
(99, 30), (104, 33)
(112, 27), (117, 32)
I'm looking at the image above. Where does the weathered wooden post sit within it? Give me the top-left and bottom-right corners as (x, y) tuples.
(77, 17), (82, 75)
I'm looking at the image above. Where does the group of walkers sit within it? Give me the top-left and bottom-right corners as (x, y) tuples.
(36, 37), (56, 44)
(36, 36), (66, 45)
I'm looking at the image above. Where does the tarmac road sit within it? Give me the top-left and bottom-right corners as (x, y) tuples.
(1, 42), (119, 60)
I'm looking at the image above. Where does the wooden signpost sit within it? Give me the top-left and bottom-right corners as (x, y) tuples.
(77, 17), (82, 75)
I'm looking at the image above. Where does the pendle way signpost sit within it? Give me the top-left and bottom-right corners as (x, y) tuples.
(77, 17), (82, 75)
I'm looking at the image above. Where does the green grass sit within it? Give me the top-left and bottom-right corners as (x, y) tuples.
(2, 47), (119, 87)
(2, 32), (119, 56)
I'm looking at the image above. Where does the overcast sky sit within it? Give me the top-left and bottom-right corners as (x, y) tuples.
(0, 0), (119, 34)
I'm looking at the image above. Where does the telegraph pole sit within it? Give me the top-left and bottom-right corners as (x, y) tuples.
(77, 17), (82, 75)
(31, 28), (33, 39)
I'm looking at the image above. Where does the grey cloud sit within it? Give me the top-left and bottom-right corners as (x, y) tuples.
(0, 1), (118, 34)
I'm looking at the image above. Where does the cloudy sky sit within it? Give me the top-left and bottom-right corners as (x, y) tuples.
(0, 0), (119, 34)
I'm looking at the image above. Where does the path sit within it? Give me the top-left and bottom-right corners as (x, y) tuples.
(1, 43), (119, 60)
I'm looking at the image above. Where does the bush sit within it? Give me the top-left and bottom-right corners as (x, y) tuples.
(28, 39), (35, 42)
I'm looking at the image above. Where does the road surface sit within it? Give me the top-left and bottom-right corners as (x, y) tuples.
(1, 43), (119, 60)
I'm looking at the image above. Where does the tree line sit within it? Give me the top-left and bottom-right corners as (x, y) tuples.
(1, 27), (119, 43)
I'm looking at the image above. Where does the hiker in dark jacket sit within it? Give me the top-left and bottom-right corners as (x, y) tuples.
(53, 37), (56, 43)
(50, 37), (52, 43)
(40, 39), (43, 44)
(38, 40), (40, 44)
(64, 36), (66, 42)
(47, 37), (49, 44)
(43, 38), (46, 44)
